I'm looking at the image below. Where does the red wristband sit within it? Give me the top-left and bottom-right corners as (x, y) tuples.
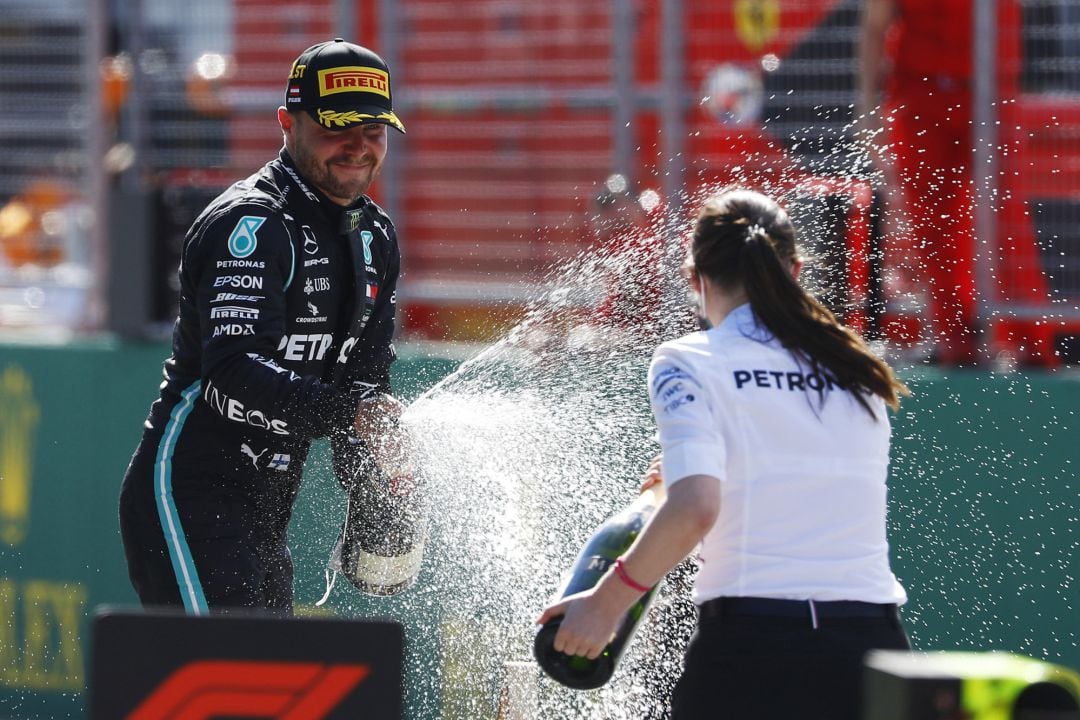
(612, 557), (650, 593)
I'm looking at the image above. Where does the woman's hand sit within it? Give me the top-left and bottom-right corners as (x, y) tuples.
(640, 454), (663, 494)
(536, 582), (636, 660)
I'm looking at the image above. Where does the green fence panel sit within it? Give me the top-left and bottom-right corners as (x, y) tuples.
(0, 340), (456, 719)
(887, 369), (1079, 666)
(0, 341), (1076, 719)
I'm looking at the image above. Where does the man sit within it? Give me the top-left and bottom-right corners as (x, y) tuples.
(857, 0), (980, 365)
(858, 0), (1057, 367)
(119, 39), (408, 614)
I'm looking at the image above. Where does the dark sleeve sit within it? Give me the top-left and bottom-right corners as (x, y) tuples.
(188, 204), (353, 439)
(342, 214), (401, 397)
(331, 214), (402, 489)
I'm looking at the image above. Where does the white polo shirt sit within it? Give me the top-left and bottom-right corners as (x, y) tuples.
(648, 303), (907, 606)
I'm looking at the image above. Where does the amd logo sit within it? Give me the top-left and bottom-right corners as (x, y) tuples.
(211, 324), (255, 337)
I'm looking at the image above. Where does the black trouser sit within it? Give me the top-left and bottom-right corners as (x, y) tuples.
(118, 438), (295, 614)
(671, 597), (911, 720)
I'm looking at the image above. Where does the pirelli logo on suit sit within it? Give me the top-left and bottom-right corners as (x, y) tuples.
(317, 66), (390, 99)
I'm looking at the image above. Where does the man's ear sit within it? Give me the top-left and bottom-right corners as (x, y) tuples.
(791, 258), (804, 280)
(277, 107), (293, 133)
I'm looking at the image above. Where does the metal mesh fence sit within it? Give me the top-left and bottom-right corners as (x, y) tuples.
(1017, 0), (1080, 313)
(0, 0), (1077, 360)
(0, 3), (97, 330)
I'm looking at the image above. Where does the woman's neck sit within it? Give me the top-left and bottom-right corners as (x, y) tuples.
(703, 279), (748, 328)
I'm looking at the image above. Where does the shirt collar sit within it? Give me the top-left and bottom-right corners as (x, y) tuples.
(714, 302), (776, 343)
(716, 302), (755, 332)
(278, 149), (368, 231)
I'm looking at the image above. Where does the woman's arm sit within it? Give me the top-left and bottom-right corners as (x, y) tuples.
(536, 472), (720, 659)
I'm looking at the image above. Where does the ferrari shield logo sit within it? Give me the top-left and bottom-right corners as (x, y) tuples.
(734, 0), (780, 51)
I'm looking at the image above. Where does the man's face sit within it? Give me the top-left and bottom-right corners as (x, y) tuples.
(280, 109), (388, 206)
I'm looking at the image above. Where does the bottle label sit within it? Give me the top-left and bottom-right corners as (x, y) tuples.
(346, 542), (424, 588)
(585, 556), (612, 573)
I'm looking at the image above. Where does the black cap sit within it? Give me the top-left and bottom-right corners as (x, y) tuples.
(285, 38), (405, 134)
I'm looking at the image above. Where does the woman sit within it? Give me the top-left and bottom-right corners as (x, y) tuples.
(538, 188), (911, 719)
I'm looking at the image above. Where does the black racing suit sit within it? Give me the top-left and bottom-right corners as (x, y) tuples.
(119, 149), (399, 614)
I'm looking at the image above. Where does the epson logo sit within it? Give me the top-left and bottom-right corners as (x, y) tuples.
(212, 293), (264, 303)
(213, 275), (264, 289)
(203, 380), (289, 435)
(216, 260), (266, 269)
(211, 306), (260, 320)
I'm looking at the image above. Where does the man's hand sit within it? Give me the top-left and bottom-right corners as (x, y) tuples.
(353, 394), (412, 478)
(353, 393), (404, 437)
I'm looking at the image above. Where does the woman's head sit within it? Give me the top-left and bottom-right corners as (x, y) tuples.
(687, 188), (799, 293)
(686, 187), (908, 413)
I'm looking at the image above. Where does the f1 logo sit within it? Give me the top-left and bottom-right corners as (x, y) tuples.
(127, 660), (370, 719)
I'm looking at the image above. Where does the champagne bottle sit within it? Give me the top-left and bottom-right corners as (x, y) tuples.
(330, 416), (428, 597)
(533, 485), (665, 690)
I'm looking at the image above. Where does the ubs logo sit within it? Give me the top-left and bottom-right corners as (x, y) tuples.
(0, 365), (39, 546)
(304, 277), (331, 295)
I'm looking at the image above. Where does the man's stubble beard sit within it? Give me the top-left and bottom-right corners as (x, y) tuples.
(291, 136), (382, 205)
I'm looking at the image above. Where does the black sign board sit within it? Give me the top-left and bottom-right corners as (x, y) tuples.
(89, 607), (403, 719)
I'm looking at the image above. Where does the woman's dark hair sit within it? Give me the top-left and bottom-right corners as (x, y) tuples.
(690, 188), (909, 413)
